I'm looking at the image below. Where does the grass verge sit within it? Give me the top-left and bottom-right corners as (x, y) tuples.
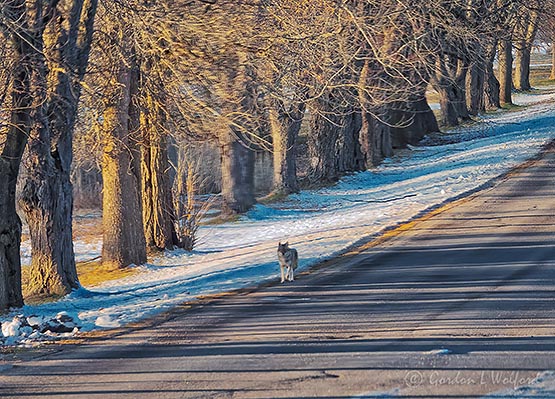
(22, 260), (138, 305)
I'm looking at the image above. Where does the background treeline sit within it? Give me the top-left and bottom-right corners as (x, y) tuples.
(0, 0), (553, 310)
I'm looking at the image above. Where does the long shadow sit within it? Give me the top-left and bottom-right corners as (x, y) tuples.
(4, 160), (555, 398)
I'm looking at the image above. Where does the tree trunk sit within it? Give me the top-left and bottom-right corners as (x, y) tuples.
(358, 110), (374, 168)
(0, 170), (25, 309)
(437, 83), (459, 127)
(141, 97), (178, 253)
(307, 96), (342, 183)
(355, 56), (395, 167)
(142, 131), (178, 252)
(467, 57), (486, 115)
(336, 110), (364, 174)
(18, 0), (98, 297)
(514, 11), (538, 91)
(485, 42), (501, 110)
(217, 50), (258, 216)
(453, 62), (471, 120)
(220, 131), (256, 216)
(498, 39), (513, 105)
(19, 137), (78, 296)
(391, 94), (439, 148)
(359, 110), (393, 166)
(357, 60), (375, 168)
(20, 58), (76, 298)
(0, 20), (33, 308)
(514, 43), (532, 91)
(373, 112), (393, 161)
(434, 55), (467, 127)
(309, 92), (365, 182)
(416, 97), (440, 134)
(269, 100), (304, 195)
(101, 59), (147, 269)
(551, 42), (555, 81)
(73, 166), (102, 208)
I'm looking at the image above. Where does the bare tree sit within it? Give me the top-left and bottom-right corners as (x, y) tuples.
(0, 0), (98, 305)
(499, 39), (514, 104)
(92, 3), (147, 269)
(513, 3), (541, 91)
(484, 40), (502, 109)
(100, 56), (147, 269)
(18, 0), (98, 297)
(0, 0), (35, 309)
(494, 0), (527, 105)
(141, 102), (179, 252)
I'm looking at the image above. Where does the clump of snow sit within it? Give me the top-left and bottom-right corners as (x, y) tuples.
(426, 348), (452, 355)
(26, 315), (43, 329)
(94, 315), (121, 328)
(0, 313), (79, 346)
(5, 87), (555, 347)
(2, 317), (22, 337)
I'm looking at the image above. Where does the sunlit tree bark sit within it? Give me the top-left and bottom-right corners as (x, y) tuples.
(140, 93), (178, 253)
(269, 100), (305, 195)
(101, 53), (147, 269)
(19, 0), (98, 297)
(514, 10), (539, 91)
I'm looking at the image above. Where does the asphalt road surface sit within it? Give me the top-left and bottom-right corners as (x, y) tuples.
(2, 146), (555, 399)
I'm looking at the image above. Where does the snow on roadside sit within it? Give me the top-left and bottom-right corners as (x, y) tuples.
(5, 88), (555, 346)
(512, 88), (555, 106)
(482, 371), (555, 398)
(350, 388), (401, 398)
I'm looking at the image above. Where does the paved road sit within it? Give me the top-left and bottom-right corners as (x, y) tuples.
(2, 147), (555, 398)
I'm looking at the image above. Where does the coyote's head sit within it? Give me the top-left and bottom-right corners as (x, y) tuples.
(277, 242), (289, 254)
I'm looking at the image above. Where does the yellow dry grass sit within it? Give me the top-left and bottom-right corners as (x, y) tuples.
(22, 260), (138, 304)
(529, 67), (555, 88)
(22, 210), (137, 303)
(76, 260), (138, 287)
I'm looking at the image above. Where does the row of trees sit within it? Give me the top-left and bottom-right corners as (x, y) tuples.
(0, 0), (553, 310)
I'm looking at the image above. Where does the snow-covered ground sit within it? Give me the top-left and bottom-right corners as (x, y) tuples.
(6, 88), (555, 352)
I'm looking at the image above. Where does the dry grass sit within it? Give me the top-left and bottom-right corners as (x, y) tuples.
(22, 260), (138, 303)
(202, 213), (240, 225)
(22, 200), (217, 301)
(22, 211), (138, 304)
(76, 260), (138, 287)
(501, 103), (523, 111)
(258, 190), (289, 204)
(529, 67), (555, 88)
(72, 210), (103, 242)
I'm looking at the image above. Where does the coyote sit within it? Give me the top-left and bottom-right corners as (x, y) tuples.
(277, 242), (298, 283)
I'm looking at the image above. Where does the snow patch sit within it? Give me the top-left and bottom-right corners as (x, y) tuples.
(426, 348), (452, 355)
(350, 388), (400, 398)
(94, 315), (121, 328)
(0, 313), (79, 346)
(1, 318), (22, 337)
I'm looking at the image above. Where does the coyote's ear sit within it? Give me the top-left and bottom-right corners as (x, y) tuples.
(278, 241), (281, 246)
(285, 241), (289, 246)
